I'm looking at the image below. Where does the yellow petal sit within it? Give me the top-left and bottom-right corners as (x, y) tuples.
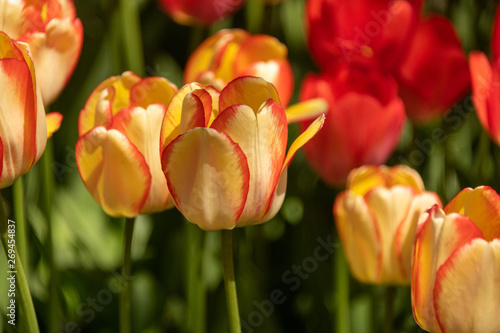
(110, 105), (171, 214)
(282, 114), (325, 175)
(219, 76), (281, 114)
(411, 206), (484, 333)
(162, 128), (250, 231)
(434, 239), (500, 333)
(75, 127), (151, 217)
(285, 98), (328, 124)
(129, 76), (177, 109)
(334, 191), (381, 283)
(211, 100), (287, 226)
(46, 112), (63, 138)
(444, 186), (500, 241)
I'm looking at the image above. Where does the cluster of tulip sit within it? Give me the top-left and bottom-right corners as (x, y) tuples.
(1, 0), (500, 332)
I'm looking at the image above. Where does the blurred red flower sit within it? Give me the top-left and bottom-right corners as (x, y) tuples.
(158, 0), (244, 26)
(299, 65), (406, 186)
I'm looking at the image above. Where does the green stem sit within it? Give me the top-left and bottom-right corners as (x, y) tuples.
(186, 223), (206, 333)
(12, 178), (27, 268)
(119, 0), (145, 75)
(41, 139), (60, 332)
(221, 230), (241, 333)
(384, 286), (397, 333)
(335, 247), (350, 333)
(0, 192), (40, 332)
(120, 217), (135, 333)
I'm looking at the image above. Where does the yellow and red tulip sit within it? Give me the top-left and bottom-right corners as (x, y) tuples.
(0, 32), (47, 188)
(161, 76), (325, 231)
(0, 0), (83, 106)
(412, 186), (500, 333)
(157, 0), (244, 26)
(333, 165), (441, 285)
(184, 29), (294, 107)
(299, 65), (406, 186)
(396, 16), (470, 124)
(76, 72), (178, 217)
(469, 5), (500, 146)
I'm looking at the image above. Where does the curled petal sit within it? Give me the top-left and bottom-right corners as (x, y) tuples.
(75, 127), (151, 217)
(162, 128), (250, 231)
(285, 98), (328, 124)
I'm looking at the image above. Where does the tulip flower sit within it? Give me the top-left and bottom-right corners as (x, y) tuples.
(469, 6), (500, 146)
(0, 0), (83, 105)
(396, 16), (470, 124)
(0, 32), (47, 188)
(161, 76), (325, 231)
(76, 72), (178, 217)
(299, 64), (406, 186)
(157, 0), (244, 26)
(412, 186), (500, 333)
(306, 0), (420, 73)
(184, 29), (294, 107)
(333, 165), (441, 285)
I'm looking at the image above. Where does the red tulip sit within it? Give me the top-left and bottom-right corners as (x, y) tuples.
(0, 0), (83, 105)
(158, 0), (244, 26)
(396, 16), (470, 124)
(492, 4), (500, 60)
(299, 65), (406, 186)
(306, 0), (420, 73)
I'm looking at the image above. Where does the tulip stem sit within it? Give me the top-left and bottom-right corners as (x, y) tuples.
(335, 246), (350, 333)
(384, 286), (397, 333)
(186, 223), (206, 333)
(0, 192), (40, 332)
(120, 217), (135, 333)
(41, 139), (61, 332)
(12, 177), (27, 269)
(119, 0), (145, 75)
(221, 229), (241, 333)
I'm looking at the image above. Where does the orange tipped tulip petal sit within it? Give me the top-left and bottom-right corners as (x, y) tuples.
(129, 76), (178, 109)
(444, 186), (500, 241)
(334, 165), (441, 285)
(75, 127), (151, 218)
(0, 33), (47, 188)
(46, 112), (63, 138)
(434, 239), (500, 333)
(411, 206), (485, 332)
(162, 128), (250, 231)
(469, 51), (500, 145)
(211, 100), (287, 226)
(110, 105), (172, 213)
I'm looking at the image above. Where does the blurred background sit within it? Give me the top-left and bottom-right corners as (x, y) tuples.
(1, 0), (500, 332)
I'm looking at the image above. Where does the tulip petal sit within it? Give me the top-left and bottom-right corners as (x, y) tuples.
(129, 76), (177, 109)
(46, 112), (63, 138)
(110, 105), (172, 214)
(255, 168), (288, 225)
(334, 191), (381, 283)
(411, 206), (484, 332)
(219, 76), (281, 114)
(444, 186), (500, 241)
(285, 98), (328, 124)
(75, 127), (151, 217)
(282, 114), (325, 175)
(178, 92), (207, 135)
(364, 186), (416, 284)
(79, 72), (141, 136)
(434, 239), (500, 333)
(211, 100), (287, 226)
(162, 128), (250, 231)
(160, 82), (205, 151)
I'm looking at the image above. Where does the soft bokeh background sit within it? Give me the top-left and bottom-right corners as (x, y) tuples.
(1, 0), (500, 332)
